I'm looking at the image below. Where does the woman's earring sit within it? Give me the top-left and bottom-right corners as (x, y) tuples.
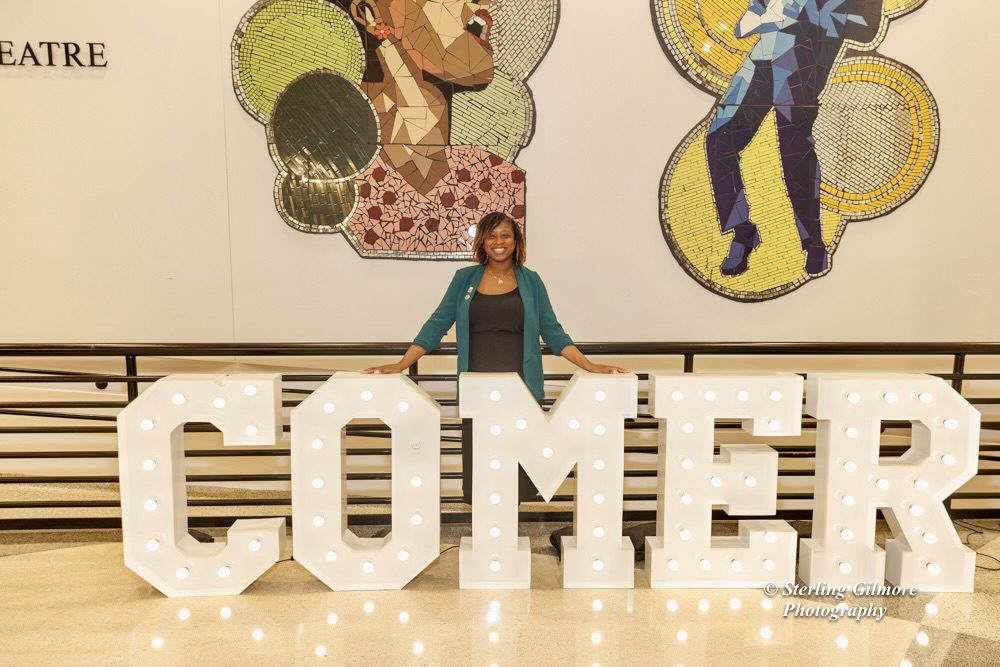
(373, 22), (392, 41)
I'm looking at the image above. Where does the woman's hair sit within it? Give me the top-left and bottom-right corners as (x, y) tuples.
(472, 212), (525, 266)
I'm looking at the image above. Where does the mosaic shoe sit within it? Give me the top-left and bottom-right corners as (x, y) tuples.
(804, 244), (829, 275)
(720, 224), (761, 276)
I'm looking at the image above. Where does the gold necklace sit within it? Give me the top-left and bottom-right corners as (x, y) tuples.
(488, 268), (513, 285)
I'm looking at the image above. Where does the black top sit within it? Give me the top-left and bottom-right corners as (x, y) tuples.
(463, 286), (538, 502)
(468, 287), (524, 378)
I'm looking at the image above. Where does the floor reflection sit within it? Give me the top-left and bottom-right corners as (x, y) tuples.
(3, 535), (1000, 666)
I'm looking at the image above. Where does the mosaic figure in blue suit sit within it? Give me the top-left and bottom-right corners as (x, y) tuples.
(707, 0), (885, 276)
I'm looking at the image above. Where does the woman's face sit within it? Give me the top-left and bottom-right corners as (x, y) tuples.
(389, 0), (495, 86)
(483, 220), (517, 264)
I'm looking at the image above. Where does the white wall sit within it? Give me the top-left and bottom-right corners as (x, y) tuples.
(0, 0), (236, 341)
(0, 0), (997, 343)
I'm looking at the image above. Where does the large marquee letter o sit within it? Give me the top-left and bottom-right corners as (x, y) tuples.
(291, 372), (441, 591)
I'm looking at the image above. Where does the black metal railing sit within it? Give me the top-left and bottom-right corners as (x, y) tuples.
(0, 342), (997, 530)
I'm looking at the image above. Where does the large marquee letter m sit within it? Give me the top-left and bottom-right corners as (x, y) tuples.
(459, 372), (638, 589)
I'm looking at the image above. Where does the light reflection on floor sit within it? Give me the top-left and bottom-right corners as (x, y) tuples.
(3, 534), (1000, 666)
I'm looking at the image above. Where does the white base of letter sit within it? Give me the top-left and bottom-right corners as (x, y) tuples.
(885, 540), (976, 592)
(646, 520), (797, 588)
(562, 536), (634, 588)
(799, 539), (886, 586)
(459, 536), (531, 589)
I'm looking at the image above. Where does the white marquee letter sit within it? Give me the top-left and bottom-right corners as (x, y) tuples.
(291, 373), (441, 591)
(118, 374), (287, 597)
(646, 374), (802, 588)
(800, 374), (980, 592)
(459, 372), (638, 589)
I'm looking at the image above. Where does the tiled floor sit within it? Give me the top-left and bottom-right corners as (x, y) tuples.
(2, 522), (1000, 666)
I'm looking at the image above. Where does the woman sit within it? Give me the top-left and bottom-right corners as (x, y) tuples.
(337, 0), (527, 257)
(365, 211), (627, 503)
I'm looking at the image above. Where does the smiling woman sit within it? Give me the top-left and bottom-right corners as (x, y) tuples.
(232, 0), (558, 259)
(364, 210), (629, 503)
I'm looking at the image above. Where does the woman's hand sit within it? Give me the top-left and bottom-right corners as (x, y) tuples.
(362, 345), (428, 374)
(560, 346), (630, 375)
(361, 363), (407, 374)
(585, 363), (631, 375)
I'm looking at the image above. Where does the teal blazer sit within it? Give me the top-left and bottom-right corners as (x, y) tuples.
(413, 264), (574, 402)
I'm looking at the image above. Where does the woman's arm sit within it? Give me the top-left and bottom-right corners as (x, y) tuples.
(534, 273), (574, 355)
(363, 344), (427, 374)
(560, 344), (629, 375)
(534, 273), (628, 375)
(362, 271), (462, 374)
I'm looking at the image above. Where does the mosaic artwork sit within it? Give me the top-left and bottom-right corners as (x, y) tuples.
(232, 0), (559, 259)
(654, 0), (939, 301)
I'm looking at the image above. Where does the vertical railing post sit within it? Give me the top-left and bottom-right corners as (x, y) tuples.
(125, 354), (138, 402)
(952, 353), (967, 394)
